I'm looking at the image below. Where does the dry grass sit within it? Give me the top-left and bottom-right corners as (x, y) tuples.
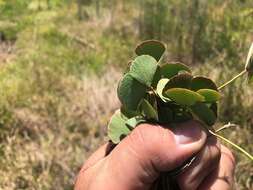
(0, 41), (15, 65)
(0, 67), (121, 190)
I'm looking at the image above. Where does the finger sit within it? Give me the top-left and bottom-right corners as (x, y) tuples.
(177, 135), (221, 190)
(80, 142), (115, 172)
(197, 145), (235, 190)
(103, 120), (207, 190)
(75, 142), (115, 190)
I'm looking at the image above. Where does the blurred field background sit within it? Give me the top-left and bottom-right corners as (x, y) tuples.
(0, 0), (252, 189)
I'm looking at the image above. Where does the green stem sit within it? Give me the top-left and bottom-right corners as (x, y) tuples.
(209, 130), (253, 161)
(218, 70), (247, 90)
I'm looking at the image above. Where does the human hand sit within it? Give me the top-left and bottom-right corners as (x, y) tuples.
(75, 121), (235, 190)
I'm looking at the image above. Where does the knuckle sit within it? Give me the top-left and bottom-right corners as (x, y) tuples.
(177, 176), (193, 190)
(125, 124), (154, 156)
(221, 145), (236, 170)
(212, 144), (221, 164)
(127, 123), (173, 158)
(129, 124), (145, 143)
(205, 136), (221, 165)
(129, 124), (163, 148)
(222, 145), (235, 162)
(128, 124), (151, 146)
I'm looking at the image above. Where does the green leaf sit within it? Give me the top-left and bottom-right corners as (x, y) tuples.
(197, 89), (221, 102)
(245, 42), (253, 72)
(129, 55), (158, 87)
(135, 40), (166, 61)
(117, 73), (147, 110)
(173, 111), (193, 123)
(191, 76), (218, 91)
(120, 106), (139, 118)
(151, 65), (162, 88)
(164, 73), (193, 89)
(138, 99), (158, 120)
(125, 117), (146, 129)
(191, 102), (216, 126)
(158, 106), (173, 124)
(156, 78), (171, 102)
(160, 62), (191, 79)
(210, 103), (218, 117)
(108, 110), (131, 144)
(164, 88), (205, 106)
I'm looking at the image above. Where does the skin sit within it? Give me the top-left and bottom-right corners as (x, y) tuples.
(75, 120), (235, 190)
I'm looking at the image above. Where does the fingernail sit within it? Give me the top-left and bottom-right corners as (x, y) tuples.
(173, 121), (205, 145)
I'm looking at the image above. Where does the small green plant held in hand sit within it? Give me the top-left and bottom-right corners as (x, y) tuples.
(107, 40), (253, 162)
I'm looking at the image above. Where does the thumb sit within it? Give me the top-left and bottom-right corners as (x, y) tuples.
(105, 120), (207, 190)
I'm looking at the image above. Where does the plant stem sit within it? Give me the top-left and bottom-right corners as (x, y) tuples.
(218, 70), (247, 90)
(215, 122), (238, 133)
(150, 86), (157, 95)
(209, 130), (253, 161)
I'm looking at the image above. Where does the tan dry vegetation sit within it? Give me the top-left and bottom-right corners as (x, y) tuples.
(0, 67), (121, 190)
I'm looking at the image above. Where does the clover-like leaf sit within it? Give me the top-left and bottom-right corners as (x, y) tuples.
(191, 102), (216, 126)
(135, 40), (166, 61)
(138, 99), (158, 120)
(160, 62), (191, 79)
(129, 55), (158, 87)
(125, 117), (146, 129)
(151, 66), (162, 88)
(120, 106), (139, 118)
(197, 89), (221, 102)
(164, 88), (205, 106)
(117, 73), (147, 110)
(191, 76), (218, 91)
(108, 110), (131, 144)
(164, 73), (193, 89)
(156, 78), (171, 102)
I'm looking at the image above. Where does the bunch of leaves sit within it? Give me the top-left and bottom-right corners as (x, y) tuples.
(108, 40), (253, 161)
